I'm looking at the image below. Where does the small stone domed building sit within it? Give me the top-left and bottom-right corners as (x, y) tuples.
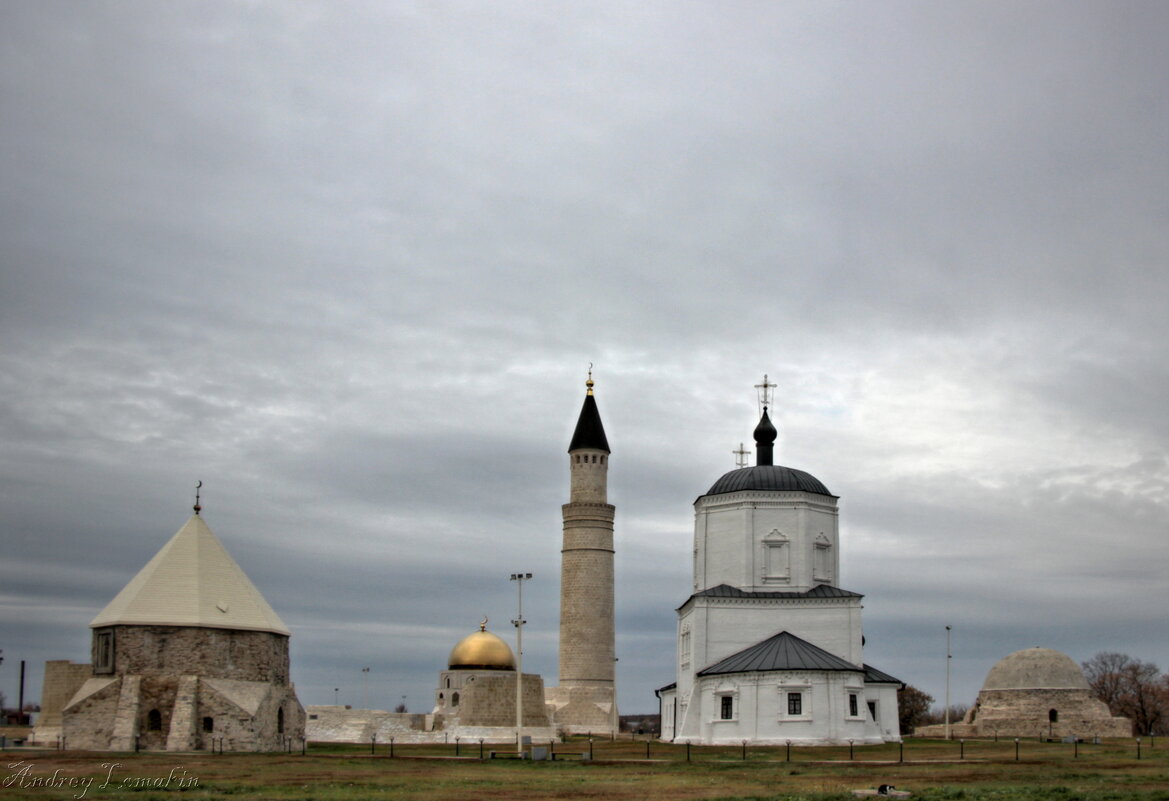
(51, 509), (304, 751)
(918, 647), (1131, 739)
(433, 621), (554, 738)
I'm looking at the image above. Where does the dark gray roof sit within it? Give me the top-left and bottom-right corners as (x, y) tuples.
(568, 393), (610, 453)
(697, 630), (861, 676)
(703, 465), (834, 498)
(863, 664), (903, 686)
(680, 583), (862, 610)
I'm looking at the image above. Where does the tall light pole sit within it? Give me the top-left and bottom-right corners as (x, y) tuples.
(362, 667), (370, 711)
(511, 572), (532, 755)
(945, 625), (953, 740)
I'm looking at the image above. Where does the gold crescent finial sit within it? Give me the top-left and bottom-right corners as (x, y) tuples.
(586, 363), (594, 395)
(479, 616), (488, 631)
(194, 480), (203, 515)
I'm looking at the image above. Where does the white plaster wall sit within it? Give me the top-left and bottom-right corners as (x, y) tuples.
(695, 492), (839, 594)
(688, 598), (863, 672)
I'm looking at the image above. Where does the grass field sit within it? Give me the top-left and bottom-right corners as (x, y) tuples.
(2, 737), (1166, 800)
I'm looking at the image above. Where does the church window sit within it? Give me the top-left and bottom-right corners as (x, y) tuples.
(147, 709), (162, 731)
(849, 694), (859, 717)
(202, 717), (214, 733)
(868, 701), (878, 722)
(787, 693), (802, 716)
(761, 531), (790, 583)
(94, 629), (114, 674)
(813, 537), (833, 582)
(446, 678), (451, 689)
(277, 707), (285, 734)
(451, 692), (460, 707)
(720, 695), (733, 720)
(1049, 709), (1058, 723)
(680, 628), (691, 671)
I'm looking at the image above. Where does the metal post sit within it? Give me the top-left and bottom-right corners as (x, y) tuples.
(389, 736), (394, 758)
(944, 625), (952, 741)
(646, 740), (650, 759)
(589, 738), (594, 760)
(686, 741), (691, 762)
(849, 739), (854, 760)
(786, 740), (792, 762)
(1014, 738), (1020, 761)
(742, 740), (747, 760)
(371, 734), (376, 755)
(479, 738), (484, 760)
(1137, 738), (1142, 760)
(898, 740), (903, 763)
(959, 739), (965, 759)
(510, 571), (532, 757)
(456, 737), (460, 756)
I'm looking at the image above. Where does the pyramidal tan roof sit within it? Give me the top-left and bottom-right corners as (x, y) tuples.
(90, 514), (290, 636)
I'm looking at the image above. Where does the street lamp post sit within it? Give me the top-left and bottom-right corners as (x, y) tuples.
(945, 625), (953, 740)
(511, 572), (532, 756)
(362, 667), (370, 711)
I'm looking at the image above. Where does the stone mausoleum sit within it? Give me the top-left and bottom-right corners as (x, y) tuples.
(917, 647), (1131, 739)
(39, 507), (304, 751)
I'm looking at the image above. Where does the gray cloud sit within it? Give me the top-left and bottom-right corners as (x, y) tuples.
(2, 1), (1167, 714)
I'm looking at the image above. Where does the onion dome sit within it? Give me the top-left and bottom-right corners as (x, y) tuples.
(981, 647), (1091, 691)
(703, 404), (833, 498)
(447, 620), (516, 671)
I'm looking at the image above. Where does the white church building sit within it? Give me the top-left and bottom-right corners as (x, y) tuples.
(658, 384), (902, 745)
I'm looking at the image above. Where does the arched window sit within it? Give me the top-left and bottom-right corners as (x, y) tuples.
(451, 692), (460, 707)
(202, 717), (214, 733)
(277, 707), (285, 734)
(147, 709), (162, 731)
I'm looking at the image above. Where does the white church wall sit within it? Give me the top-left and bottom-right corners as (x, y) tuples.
(695, 494), (839, 594)
(688, 599), (863, 671)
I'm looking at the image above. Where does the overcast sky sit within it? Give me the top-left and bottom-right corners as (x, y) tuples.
(3, 1), (1167, 719)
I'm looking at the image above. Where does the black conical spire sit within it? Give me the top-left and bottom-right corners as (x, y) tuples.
(754, 407), (777, 466)
(568, 371), (610, 453)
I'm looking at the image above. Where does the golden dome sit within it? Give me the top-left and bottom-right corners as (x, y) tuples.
(448, 619), (516, 671)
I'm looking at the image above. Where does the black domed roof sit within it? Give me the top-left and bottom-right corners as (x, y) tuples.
(705, 464), (834, 497)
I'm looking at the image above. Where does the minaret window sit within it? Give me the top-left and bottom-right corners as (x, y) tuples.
(147, 709), (162, 731)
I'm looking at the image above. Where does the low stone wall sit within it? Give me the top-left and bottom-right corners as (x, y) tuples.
(305, 706), (556, 745)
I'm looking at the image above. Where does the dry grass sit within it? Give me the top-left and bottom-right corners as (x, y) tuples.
(1, 737), (1166, 800)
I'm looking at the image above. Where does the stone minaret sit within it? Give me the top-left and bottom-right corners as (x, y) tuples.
(552, 373), (618, 731)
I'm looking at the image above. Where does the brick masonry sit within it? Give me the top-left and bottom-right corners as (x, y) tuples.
(60, 624), (304, 751)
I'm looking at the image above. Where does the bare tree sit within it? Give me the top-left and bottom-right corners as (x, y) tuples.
(897, 685), (933, 734)
(1083, 651), (1167, 736)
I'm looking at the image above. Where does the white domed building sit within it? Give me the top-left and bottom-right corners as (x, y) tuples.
(918, 647), (1131, 739)
(657, 390), (903, 745)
